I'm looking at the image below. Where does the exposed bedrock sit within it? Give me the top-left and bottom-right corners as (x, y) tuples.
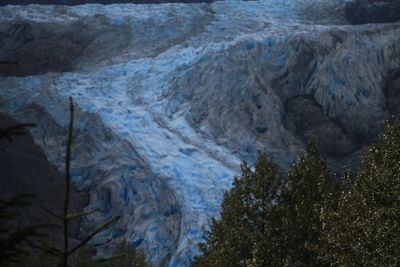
(345, 0), (400, 24)
(0, 4), (212, 76)
(0, 113), (88, 244)
(1, 1), (400, 266)
(384, 68), (400, 116)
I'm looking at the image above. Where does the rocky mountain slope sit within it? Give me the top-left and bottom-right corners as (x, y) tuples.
(0, 0), (399, 266)
(0, 113), (88, 245)
(345, 0), (400, 24)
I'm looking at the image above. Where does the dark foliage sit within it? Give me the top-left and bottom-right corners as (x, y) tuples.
(0, 124), (36, 142)
(193, 153), (284, 266)
(319, 119), (400, 266)
(0, 123), (45, 265)
(195, 121), (400, 266)
(0, 195), (49, 265)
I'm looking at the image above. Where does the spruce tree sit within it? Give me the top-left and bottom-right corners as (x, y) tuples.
(317, 170), (356, 266)
(321, 120), (400, 266)
(193, 153), (283, 267)
(279, 142), (333, 267)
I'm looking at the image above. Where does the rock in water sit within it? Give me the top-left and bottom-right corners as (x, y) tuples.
(0, 1), (399, 266)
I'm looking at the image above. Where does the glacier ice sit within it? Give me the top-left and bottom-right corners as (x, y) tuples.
(1, 0), (400, 266)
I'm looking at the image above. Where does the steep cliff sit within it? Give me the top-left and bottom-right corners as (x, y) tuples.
(0, 1), (399, 266)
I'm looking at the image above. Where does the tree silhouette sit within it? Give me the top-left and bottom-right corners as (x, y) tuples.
(320, 119), (400, 266)
(38, 97), (121, 267)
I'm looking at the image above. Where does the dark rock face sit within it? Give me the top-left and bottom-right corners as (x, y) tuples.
(0, 22), (87, 77)
(284, 96), (357, 159)
(384, 69), (400, 116)
(0, 5), (212, 77)
(0, 113), (88, 241)
(345, 0), (400, 24)
(0, 0), (214, 6)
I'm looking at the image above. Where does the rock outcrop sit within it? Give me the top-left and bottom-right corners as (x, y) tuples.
(345, 0), (400, 24)
(0, 1), (399, 266)
(0, 113), (88, 243)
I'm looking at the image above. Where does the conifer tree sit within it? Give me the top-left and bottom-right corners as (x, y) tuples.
(320, 120), (400, 266)
(279, 142), (333, 267)
(193, 153), (283, 267)
(39, 97), (121, 267)
(317, 170), (356, 266)
(0, 195), (46, 265)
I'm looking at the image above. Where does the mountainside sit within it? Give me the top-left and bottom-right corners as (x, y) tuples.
(0, 113), (88, 243)
(1, 1), (399, 266)
(345, 0), (400, 24)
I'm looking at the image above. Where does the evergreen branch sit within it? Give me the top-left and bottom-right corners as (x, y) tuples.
(0, 123), (36, 141)
(29, 241), (62, 257)
(0, 60), (18, 65)
(67, 215), (121, 256)
(0, 224), (52, 264)
(41, 206), (63, 221)
(96, 253), (126, 262)
(67, 209), (99, 221)
(0, 194), (35, 210)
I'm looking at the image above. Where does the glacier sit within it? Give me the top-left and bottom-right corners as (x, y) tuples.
(1, 0), (400, 266)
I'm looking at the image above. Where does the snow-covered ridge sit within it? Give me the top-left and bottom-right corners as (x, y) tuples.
(1, 1), (399, 266)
